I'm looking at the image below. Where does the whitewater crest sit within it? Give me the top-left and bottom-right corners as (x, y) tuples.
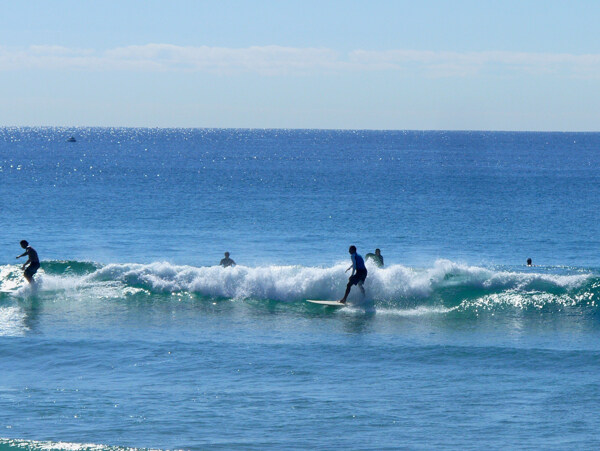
(0, 437), (138, 450)
(0, 260), (596, 312)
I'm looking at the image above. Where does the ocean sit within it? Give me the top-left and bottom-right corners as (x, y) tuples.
(0, 128), (599, 450)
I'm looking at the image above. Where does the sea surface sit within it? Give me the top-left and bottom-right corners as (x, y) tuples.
(0, 128), (599, 450)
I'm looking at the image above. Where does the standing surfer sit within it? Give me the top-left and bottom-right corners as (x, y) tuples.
(338, 245), (367, 304)
(16, 240), (40, 283)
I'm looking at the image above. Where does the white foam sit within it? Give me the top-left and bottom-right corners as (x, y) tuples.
(90, 262), (350, 301)
(423, 259), (591, 291)
(0, 264), (24, 292)
(1, 260), (593, 304)
(0, 438), (143, 450)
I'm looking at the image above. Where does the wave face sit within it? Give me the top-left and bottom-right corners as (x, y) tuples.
(1, 260), (597, 315)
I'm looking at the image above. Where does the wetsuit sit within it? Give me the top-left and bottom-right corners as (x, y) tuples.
(348, 252), (367, 286)
(24, 246), (40, 278)
(220, 257), (236, 267)
(365, 253), (384, 267)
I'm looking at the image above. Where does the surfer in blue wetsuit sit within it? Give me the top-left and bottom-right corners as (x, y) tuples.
(338, 245), (367, 304)
(16, 240), (40, 283)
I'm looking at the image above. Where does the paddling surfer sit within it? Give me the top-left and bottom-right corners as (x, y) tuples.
(16, 240), (40, 283)
(338, 245), (367, 304)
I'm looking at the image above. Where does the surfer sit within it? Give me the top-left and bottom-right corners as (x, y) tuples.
(16, 240), (40, 283)
(527, 258), (532, 266)
(220, 252), (236, 267)
(338, 245), (367, 304)
(365, 248), (384, 267)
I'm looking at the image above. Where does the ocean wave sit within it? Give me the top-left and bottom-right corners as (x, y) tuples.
(0, 259), (597, 312)
(0, 437), (137, 450)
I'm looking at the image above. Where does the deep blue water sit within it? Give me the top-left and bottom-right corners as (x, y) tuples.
(0, 128), (599, 450)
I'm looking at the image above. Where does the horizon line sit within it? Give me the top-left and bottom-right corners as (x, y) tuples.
(1, 125), (599, 133)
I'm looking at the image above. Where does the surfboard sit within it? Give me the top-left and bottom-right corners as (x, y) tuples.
(306, 299), (346, 306)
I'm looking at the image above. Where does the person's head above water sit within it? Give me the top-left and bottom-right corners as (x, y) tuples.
(349, 245), (357, 254)
(527, 258), (532, 266)
(224, 252), (230, 258)
(20, 240), (28, 249)
(375, 248), (381, 255)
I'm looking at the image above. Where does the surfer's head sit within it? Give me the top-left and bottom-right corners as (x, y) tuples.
(527, 258), (532, 266)
(224, 252), (230, 257)
(20, 240), (28, 249)
(375, 248), (381, 255)
(349, 245), (356, 254)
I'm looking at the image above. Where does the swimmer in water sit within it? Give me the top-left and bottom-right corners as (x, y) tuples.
(220, 252), (236, 267)
(365, 248), (384, 267)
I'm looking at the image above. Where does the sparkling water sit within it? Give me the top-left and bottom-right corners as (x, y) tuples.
(1, 128), (599, 449)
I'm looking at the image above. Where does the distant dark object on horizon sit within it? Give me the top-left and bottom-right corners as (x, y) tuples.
(66, 136), (77, 142)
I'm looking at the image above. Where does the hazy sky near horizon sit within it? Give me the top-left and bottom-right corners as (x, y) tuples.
(1, 0), (599, 130)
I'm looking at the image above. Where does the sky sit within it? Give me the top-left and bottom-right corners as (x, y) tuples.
(0, 0), (599, 131)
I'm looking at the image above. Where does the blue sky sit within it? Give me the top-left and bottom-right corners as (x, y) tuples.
(1, 0), (599, 130)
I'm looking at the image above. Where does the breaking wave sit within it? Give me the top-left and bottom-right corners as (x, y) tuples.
(1, 259), (598, 315)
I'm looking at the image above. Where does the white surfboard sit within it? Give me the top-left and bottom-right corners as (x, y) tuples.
(306, 299), (346, 306)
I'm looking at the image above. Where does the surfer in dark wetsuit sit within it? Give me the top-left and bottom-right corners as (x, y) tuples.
(338, 245), (367, 304)
(16, 240), (40, 283)
(220, 252), (236, 267)
(365, 248), (384, 267)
